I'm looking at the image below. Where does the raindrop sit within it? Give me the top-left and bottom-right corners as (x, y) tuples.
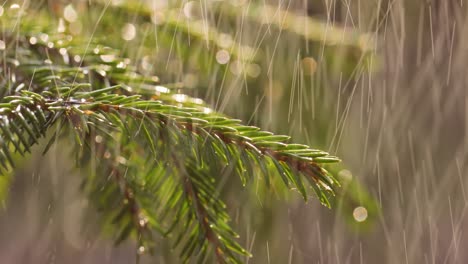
(73, 55), (81, 63)
(95, 135), (103, 143)
(116, 156), (127, 165)
(121, 23), (136, 41)
(100, 54), (116, 63)
(301, 57), (318, 75)
(216, 50), (230, 65)
(59, 48), (69, 64)
(183, 1), (200, 19)
(10, 3), (20, 10)
(47, 42), (54, 48)
(139, 217), (148, 227)
(173, 94), (187, 103)
(353, 206), (368, 222)
(138, 246), (145, 254)
(155, 86), (170, 94)
(247, 63), (261, 78)
(40, 33), (49, 42)
(63, 4), (78, 23)
(192, 98), (204, 105)
(116, 61), (126, 69)
(96, 69), (106, 77)
(57, 18), (66, 33)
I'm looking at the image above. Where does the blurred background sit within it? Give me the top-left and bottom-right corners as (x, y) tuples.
(0, 0), (467, 263)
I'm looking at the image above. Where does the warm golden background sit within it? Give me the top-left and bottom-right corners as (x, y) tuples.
(0, 0), (466, 263)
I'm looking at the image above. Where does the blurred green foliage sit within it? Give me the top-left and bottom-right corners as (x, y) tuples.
(0, 0), (378, 263)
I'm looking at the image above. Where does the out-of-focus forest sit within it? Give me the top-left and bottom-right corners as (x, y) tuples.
(0, 0), (467, 263)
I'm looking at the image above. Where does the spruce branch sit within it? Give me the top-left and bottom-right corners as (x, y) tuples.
(1, 11), (343, 263)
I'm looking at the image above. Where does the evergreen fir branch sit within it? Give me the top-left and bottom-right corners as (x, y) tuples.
(0, 92), (60, 173)
(1, 16), (342, 263)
